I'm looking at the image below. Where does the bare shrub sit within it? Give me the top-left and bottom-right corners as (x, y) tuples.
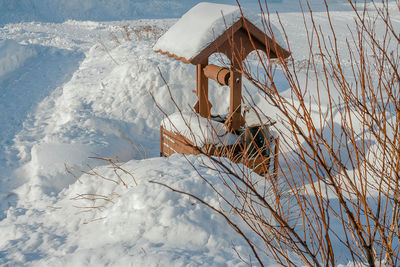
(65, 136), (147, 221)
(122, 25), (131, 41)
(131, 24), (166, 42)
(154, 1), (399, 266)
(109, 31), (121, 45)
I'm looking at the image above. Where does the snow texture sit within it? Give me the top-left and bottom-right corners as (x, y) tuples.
(0, 39), (36, 79)
(0, 155), (264, 266)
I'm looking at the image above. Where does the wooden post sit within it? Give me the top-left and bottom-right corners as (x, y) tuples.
(228, 61), (245, 131)
(195, 60), (211, 118)
(160, 126), (164, 157)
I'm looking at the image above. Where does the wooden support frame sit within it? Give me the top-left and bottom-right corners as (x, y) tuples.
(160, 126), (200, 157)
(183, 18), (289, 131)
(160, 125), (279, 177)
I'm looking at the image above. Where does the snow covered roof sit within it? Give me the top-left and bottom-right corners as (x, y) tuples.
(153, 2), (290, 64)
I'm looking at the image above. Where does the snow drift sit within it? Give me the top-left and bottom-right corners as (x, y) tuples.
(0, 39), (36, 80)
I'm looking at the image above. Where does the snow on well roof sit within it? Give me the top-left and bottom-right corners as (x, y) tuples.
(153, 2), (286, 63)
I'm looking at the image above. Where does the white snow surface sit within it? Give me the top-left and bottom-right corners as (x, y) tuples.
(153, 2), (285, 60)
(0, 1), (398, 266)
(1, 155), (262, 266)
(0, 39), (36, 79)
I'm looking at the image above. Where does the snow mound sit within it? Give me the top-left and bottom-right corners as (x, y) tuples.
(0, 39), (36, 80)
(0, 155), (262, 266)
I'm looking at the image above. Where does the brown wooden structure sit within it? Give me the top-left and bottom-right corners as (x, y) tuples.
(154, 3), (290, 175)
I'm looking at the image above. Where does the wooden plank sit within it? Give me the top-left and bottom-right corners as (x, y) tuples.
(162, 129), (200, 155)
(160, 126), (164, 157)
(242, 18), (291, 59)
(192, 17), (290, 66)
(154, 49), (191, 64)
(196, 61), (211, 118)
(163, 133), (172, 156)
(161, 125), (279, 177)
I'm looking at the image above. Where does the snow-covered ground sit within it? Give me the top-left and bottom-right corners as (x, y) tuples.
(0, 0), (398, 266)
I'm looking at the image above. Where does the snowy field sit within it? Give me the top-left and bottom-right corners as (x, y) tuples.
(0, 0), (399, 266)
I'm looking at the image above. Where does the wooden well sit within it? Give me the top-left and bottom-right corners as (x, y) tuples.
(154, 3), (290, 175)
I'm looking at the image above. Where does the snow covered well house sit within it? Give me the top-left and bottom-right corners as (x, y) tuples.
(154, 2), (290, 175)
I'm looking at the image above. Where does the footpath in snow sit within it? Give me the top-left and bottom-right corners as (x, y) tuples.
(0, 17), (258, 265)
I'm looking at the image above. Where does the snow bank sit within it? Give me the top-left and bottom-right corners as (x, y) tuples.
(0, 39), (36, 80)
(0, 155), (266, 266)
(9, 27), (233, 202)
